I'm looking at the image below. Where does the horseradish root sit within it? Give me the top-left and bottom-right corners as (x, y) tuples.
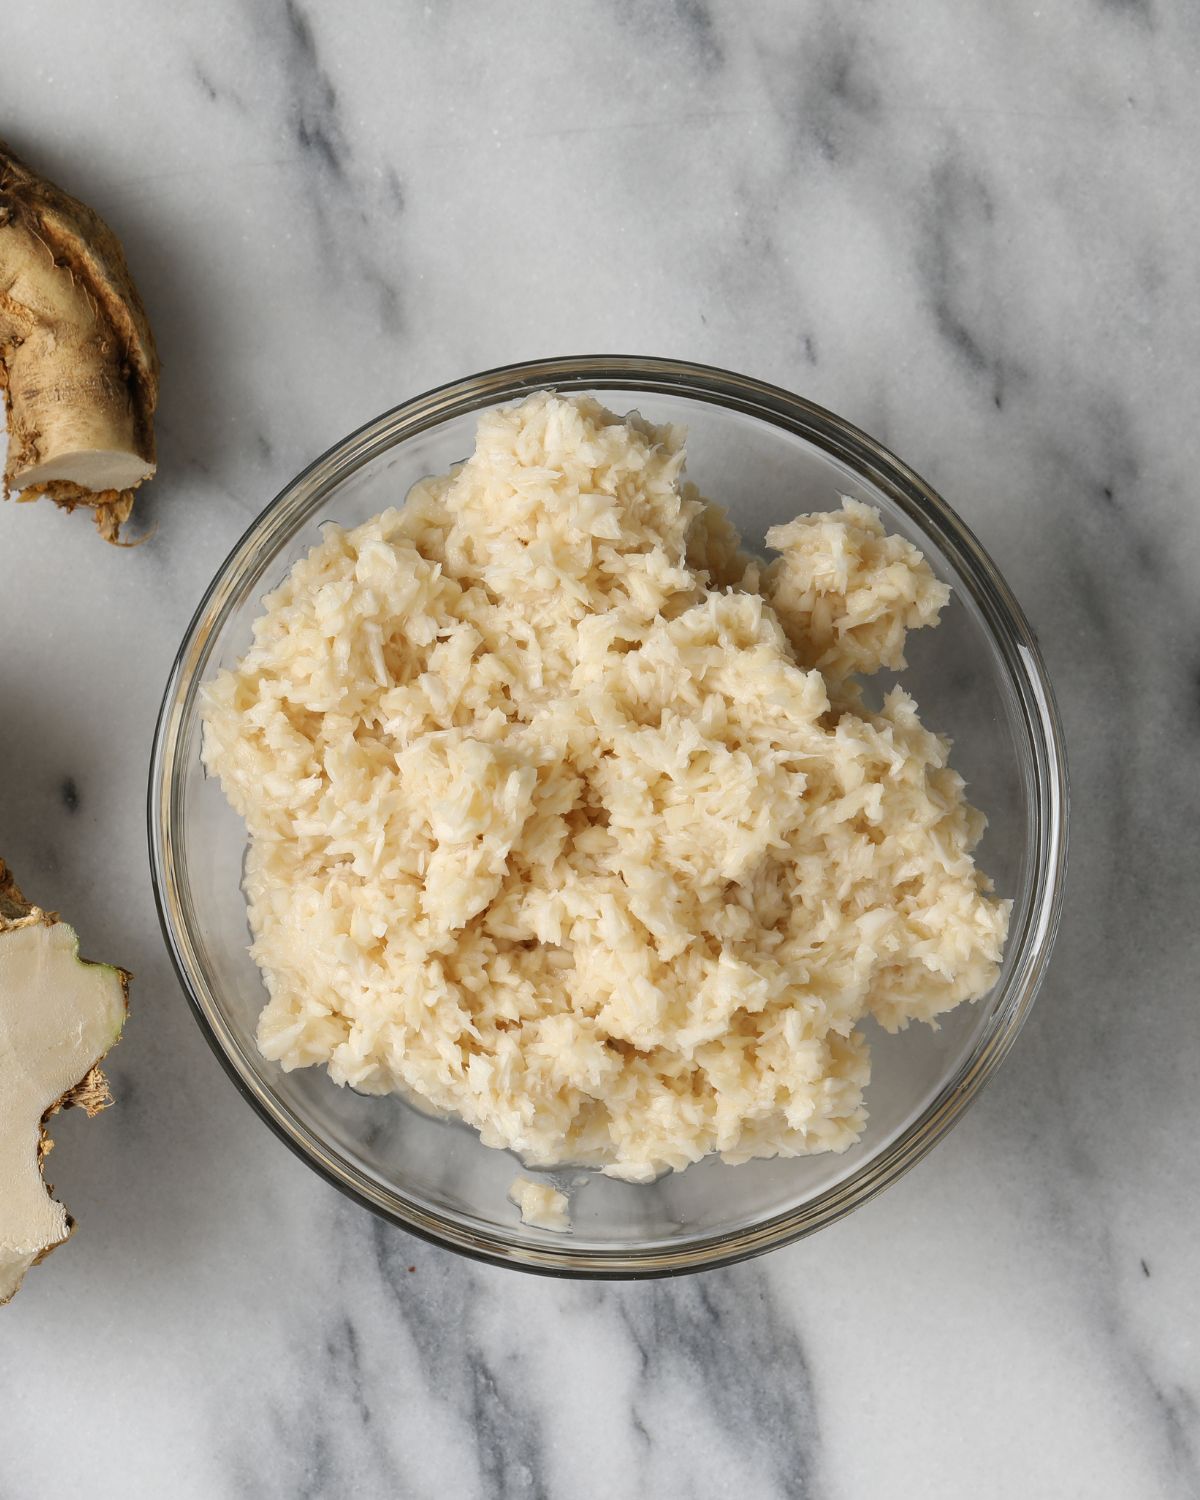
(0, 862), (128, 1305)
(0, 141), (159, 542)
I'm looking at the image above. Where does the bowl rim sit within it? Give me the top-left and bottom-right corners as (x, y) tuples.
(148, 353), (1069, 1278)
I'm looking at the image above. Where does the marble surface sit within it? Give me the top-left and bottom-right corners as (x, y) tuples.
(2, 2), (1199, 1496)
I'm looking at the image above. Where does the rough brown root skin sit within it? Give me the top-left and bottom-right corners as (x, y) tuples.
(0, 860), (130, 1305)
(0, 860), (35, 921)
(0, 142), (159, 544)
(63, 1066), (115, 1117)
(15, 480), (139, 545)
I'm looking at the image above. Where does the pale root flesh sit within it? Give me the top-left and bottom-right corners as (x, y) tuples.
(0, 869), (128, 1305)
(15, 449), (154, 494)
(0, 141), (159, 542)
(507, 1177), (571, 1233)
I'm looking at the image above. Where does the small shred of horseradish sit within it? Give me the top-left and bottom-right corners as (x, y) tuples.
(508, 1177), (570, 1233)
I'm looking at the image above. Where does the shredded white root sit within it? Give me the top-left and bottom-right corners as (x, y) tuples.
(202, 393), (1009, 1184)
(508, 1177), (571, 1233)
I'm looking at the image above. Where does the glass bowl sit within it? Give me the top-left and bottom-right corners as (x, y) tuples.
(149, 356), (1068, 1277)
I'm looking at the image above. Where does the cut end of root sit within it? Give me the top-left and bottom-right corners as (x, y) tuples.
(14, 450), (156, 496)
(0, 860), (129, 1305)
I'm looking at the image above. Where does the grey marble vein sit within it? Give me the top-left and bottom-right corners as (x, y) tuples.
(609, 1271), (824, 1498)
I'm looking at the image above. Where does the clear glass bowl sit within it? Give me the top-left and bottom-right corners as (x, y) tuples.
(149, 356), (1068, 1277)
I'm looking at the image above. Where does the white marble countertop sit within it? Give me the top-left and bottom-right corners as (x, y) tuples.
(2, 3), (1198, 1496)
